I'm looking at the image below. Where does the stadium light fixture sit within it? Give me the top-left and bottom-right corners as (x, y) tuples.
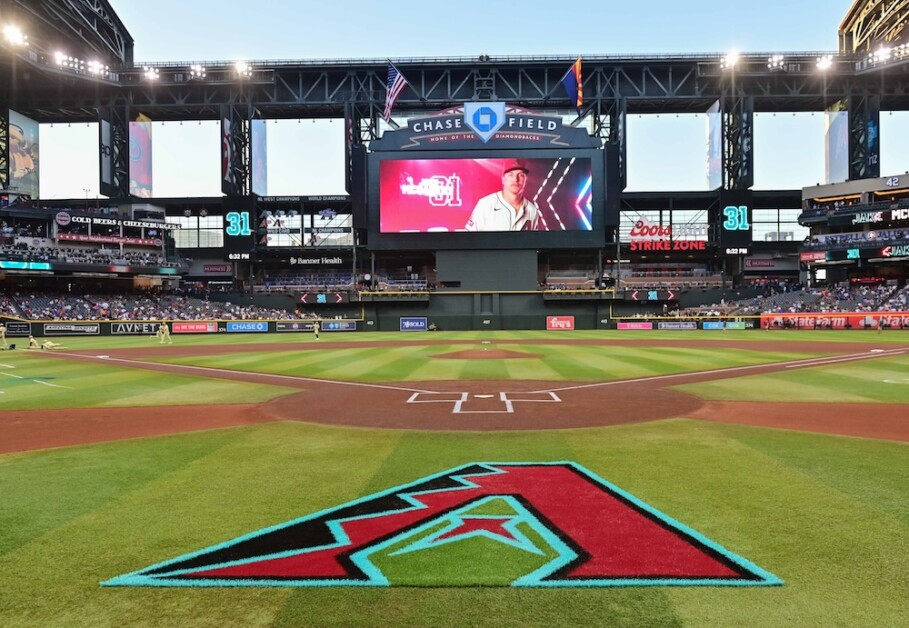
(720, 51), (739, 71)
(869, 46), (892, 65)
(190, 64), (206, 79)
(767, 54), (785, 71)
(816, 55), (833, 71)
(3, 24), (28, 47)
(234, 60), (252, 78)
(87, 60), (110, 76)
(143, 66), (160, 81)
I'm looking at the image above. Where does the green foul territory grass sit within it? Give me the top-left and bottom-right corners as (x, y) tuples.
(1, 420), (907, 627)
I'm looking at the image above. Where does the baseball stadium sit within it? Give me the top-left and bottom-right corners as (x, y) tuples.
(1, 1), (908, 626)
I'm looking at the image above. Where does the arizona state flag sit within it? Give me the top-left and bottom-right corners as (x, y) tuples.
(561, 57), (583, 114)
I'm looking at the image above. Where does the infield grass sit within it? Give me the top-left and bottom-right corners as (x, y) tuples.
(0, 420), (906, 627)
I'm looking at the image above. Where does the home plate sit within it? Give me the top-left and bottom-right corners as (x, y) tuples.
(474, 394), (494, 398)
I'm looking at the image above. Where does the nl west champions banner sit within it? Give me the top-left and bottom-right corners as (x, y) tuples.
(379, 157), (593, 233)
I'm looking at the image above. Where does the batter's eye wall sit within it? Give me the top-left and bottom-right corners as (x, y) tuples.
(436, 249), (539, 291)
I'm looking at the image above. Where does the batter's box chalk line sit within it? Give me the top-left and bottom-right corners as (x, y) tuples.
(406, 391), (561, 414)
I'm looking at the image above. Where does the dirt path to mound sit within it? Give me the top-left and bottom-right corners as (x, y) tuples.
(2, 338), (907, 453)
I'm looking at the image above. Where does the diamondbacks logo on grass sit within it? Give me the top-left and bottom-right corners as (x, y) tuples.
(103, 462), (781, 588)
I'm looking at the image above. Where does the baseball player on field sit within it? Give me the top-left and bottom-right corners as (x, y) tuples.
(157, 322), (173, 344)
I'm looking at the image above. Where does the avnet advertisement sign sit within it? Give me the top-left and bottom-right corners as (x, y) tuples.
(111, 322), (160, 335)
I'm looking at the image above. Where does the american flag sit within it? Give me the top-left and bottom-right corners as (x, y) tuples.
(383, 62), (409, 122)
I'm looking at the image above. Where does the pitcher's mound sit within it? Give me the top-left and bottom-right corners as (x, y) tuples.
(433, 349), (542, 360)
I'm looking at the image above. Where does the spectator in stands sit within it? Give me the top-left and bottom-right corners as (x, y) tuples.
(465, 159), (540, 232)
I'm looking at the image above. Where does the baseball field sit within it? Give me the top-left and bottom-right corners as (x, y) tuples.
(1, 329), (907, 627)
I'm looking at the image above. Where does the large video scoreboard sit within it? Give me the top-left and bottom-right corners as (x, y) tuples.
(364, 103), (615, 251)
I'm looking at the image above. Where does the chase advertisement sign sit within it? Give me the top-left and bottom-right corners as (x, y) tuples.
(226, 321), (269, 333)
(463, 103), (506, 143)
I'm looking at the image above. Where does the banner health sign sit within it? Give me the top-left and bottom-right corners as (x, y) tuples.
(323, 321), (357, 332)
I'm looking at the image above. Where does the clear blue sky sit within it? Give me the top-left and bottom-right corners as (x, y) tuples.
(37, 0), (909, 199)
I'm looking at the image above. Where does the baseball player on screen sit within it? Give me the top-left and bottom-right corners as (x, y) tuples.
(465, 159), (540, 232)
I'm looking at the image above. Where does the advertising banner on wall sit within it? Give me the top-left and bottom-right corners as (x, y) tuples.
(173, 322), (217, 334)
(251, 118), (268, 197)
(761, 312), (909, 330)
(400, 317), (428, 331)
(43, 323), (100, 335)
(825, 101), (849, 184)
(9, 109), (39, 198)
(617, 322), (653, 330)
(111, 322), (161, 335)
(706, 100), (722, 190)
(129, 120), (154, 198)
(546, 316), (575, 330)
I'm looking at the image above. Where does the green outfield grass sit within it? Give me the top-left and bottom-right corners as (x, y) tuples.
(156, 343), (819, 383)
(0, 351), (298, 409)
(1, 330), (907, 627)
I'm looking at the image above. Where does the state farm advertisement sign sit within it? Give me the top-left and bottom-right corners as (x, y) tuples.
(761, 312), (909, 329)
(546, 316), (575, 330)
(628, 219), (707, 252)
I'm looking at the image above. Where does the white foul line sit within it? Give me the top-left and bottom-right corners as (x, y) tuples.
(533, 348), (909, 394)
(65, 353), (437, 394)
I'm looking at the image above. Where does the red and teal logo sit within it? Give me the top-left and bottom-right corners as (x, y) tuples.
(103, 462), (781, 587)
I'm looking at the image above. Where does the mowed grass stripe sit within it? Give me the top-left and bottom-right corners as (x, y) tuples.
(717, 423), (909, 525)
(318, 345), (438, 381)
(0, 429), (244, 557)
(0, 422), (403, 628)
(675, 354), (909, 403)
(0, 358), (295, 409)
(566, 420), (909, 626)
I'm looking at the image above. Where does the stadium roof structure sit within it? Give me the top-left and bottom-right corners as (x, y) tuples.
(1, 1), (909, 123)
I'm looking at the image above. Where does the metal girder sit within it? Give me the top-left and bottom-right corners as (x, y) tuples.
(98, 105), (128, 198)
(2, 0), (133, 64)
(5, 55), (909, 123)
(848, 93), (881, 180)
(0, 108), (8, 190)
(839, 0), (909, 53)
(591, 98), (626, 190)
(722, 95), (754, 190)
(220, 102), (251, 197)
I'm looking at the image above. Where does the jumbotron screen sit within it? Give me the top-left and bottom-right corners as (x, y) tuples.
(368, 150), (605, 250)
